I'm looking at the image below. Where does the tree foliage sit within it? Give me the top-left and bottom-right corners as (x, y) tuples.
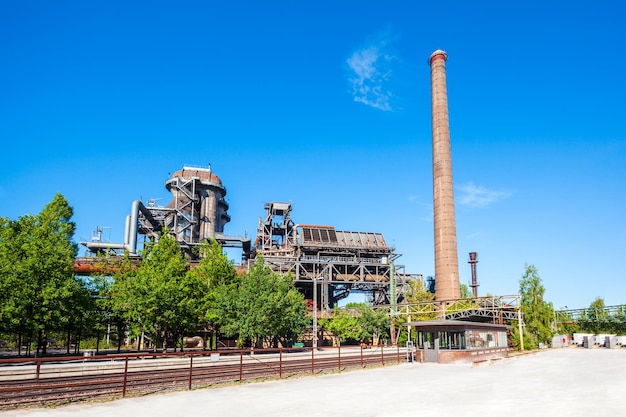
(404, 277), (435, 304)
(319, 303), (390, 345)
(211, 257), (308, 348)
(0, 194), (92, 355)
(111, 232), (205, 351)
(577, 297), (626, 335)
(458, 283), (469, 298)
(512, 264), (554, 350)
(188, 239), (237, 328)
(319, 308), (361, 344)
(354, 303), (390, 345)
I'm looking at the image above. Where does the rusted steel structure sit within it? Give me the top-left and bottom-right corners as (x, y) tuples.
(78, 165), (250, 261)
(75, 191), (416, 312)
(162, 166), (231, 246)
(429, 49), (460, 300)
(74, 169), (416, 311)
(252, 202), (414, 310)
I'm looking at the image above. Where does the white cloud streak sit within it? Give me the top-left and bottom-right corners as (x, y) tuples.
(347, 40), (394, 111)
(457, 182), (512, 208)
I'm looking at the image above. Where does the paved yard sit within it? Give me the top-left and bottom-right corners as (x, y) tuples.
(3, 348), (625, 417)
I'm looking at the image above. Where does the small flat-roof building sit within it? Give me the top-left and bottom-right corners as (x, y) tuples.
(406, 320), (510, 364)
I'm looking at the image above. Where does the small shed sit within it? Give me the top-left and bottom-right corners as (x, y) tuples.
(405, 320), (510, 364)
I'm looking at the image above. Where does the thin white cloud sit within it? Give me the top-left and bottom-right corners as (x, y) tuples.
(347, 38), (395, 111)
(457, 182), (512, 208)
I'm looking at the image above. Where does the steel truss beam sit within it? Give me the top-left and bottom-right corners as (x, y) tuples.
(260, 255), (414, 311)
(555, 305), (626, 323)
(380, 295), (523, 326)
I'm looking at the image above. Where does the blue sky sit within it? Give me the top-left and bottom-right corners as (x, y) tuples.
(1, 1), (625, 309)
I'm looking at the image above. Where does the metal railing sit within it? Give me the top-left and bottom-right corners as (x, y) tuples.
(0, 345), (405, 409)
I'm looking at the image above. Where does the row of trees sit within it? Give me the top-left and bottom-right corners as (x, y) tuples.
(0, 194), (390, 356)
(102, 235), (310, 351)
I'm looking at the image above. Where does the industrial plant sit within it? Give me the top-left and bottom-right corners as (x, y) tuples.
(71, 50), (498, 312)
(79, 165), (250, 259)
(252, 201), (414, 307)
(71, 49), (526, 363)
(76, 169), (415, 311)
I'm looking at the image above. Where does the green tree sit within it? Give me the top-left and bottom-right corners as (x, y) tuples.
(404, 277), (435, 304)
(188, 240), (237, 338)
(111, 232), (203, 351)
(184, 239), (238, 349)
(86, 269), (129, 353)
(320, 303), (390, 346)
(611, 306), (626, 335)
(401, 278), (437, 322)
(213, 257), (307, 348)
(579, 297), (609, 334)
(0, 215), (34, 351)
(513, 264), (554, 350)
(589, 297), (605, 311)
(460, 283), (472, 298)
(0, 194), (85, 355)
(352, 303), (390, 345)
(319, 308), (361, 345)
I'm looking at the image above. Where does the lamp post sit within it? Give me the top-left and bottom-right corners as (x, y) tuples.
(312, 276), (318, 349)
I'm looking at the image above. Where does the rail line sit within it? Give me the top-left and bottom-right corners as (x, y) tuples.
(0, 345), (406, 409)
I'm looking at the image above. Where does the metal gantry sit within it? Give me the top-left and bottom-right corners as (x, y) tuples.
(253, 202), (415, 310)
(555, 305), (626, 324)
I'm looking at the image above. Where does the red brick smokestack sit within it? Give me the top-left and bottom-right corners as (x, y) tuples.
(429, 49), (460, 300)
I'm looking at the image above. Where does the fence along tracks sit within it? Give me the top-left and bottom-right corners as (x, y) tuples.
(0, 345), (404, 409)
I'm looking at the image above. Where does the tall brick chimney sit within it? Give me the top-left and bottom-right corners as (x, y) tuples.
(429, 49), (460, 300)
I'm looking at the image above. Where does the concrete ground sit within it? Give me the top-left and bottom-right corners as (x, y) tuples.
(3, 348), (625, 417)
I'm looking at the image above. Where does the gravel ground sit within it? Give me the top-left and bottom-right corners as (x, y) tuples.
(3, 348), (625, 417)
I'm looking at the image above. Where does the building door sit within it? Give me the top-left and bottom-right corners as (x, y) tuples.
(424, 331), (439, 363)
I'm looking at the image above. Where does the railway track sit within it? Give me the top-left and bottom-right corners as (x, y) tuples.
(0, 346), (406, 409)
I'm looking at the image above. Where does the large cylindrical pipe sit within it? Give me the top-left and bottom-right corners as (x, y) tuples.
(429, 49), (460, 300)
(124, 215), (131, 246)
(127, 200), (140, 256)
